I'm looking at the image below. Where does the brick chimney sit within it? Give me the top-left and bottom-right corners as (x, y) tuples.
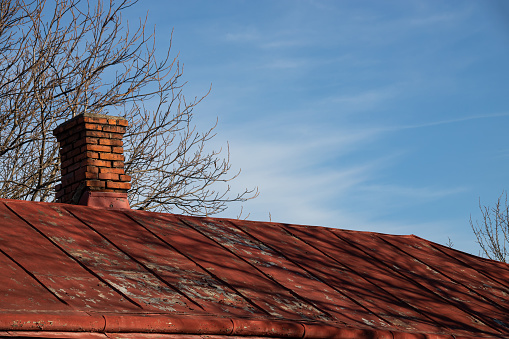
(53, 113), (131, 209)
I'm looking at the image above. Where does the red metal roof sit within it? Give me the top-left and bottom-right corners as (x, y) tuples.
(1, 198), (508, 338)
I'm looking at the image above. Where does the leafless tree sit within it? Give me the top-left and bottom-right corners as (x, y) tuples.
(0, 0), (257, 215)
(470, 191), (509, 262)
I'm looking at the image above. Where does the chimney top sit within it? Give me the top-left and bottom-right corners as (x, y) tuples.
(53, 113), (131, 209)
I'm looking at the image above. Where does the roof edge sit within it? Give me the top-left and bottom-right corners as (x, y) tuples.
(0, 312), (481, 339)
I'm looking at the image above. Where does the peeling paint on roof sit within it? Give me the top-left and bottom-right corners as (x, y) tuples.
(0, 199), (508, 338)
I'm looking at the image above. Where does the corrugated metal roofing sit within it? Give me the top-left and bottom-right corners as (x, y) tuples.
(0, 198), (508, 338)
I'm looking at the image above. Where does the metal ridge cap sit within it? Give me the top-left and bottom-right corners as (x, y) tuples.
(0, 312), (105, 332)
(0, 312), (486, 339)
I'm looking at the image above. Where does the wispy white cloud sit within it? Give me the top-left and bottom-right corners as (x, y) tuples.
(385, 112), (509, 131)
(225, 29), (259, 42)
(408, 12), (461, 26)
(322, 86), (399, 113)
(261, 39), (307, 49)
(359, 184), (468, 201)
(260, 58), (307, 70)
(214, 121), (386, 224)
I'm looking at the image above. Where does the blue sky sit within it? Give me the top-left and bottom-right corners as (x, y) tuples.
(125, 1), (509, 255)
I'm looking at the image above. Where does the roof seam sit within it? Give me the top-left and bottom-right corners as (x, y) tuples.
(4, 201), (144, 310)
(65, 207), (206, 312)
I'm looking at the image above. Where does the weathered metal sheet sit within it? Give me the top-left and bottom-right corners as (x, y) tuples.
(285, 225), (506, 337)
(68, 205), (260, 317)
(380, 234), (509, 328)
(0, 250), (63, 311)
(129, 212), (327, 321)
(181, 216), (338, 324)
(0, 202), (137, 311)
(329, 229), (505, 336)
(228, 219), (443, 333)
(6, 201), (197, 314)
(192, 217), (387, 329)
(1, 199), (508, 338)
(427, 239), (509, 305)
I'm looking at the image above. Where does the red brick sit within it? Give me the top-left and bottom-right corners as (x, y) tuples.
(61, 173), (75, 186)
(84, 151), (100, 159)
(85, 180), (106, 188)
(61, 143), (74, 155)
(57, 128), (80, 141)
(83, 158), (111, 167)
(53, 125), (65, 136)
(82, 144), (111, 153)
(102, 125), (126, 134)
(120, 174), (131, 182)
(74, 137), (99, 148)
(115, 119), (128, 127)
(86, 166), (99, 174)
(111, 146), (124, 154)
(84, 137), (99, 145)
(98, 173), (119, 181)
(65, 147), (81, 159)
(68, 162), (81, 173)
(106, 181), (131, 190)
(75, 168), (98, 181)
(112, 161), (124, 168)
(73, 139), (85, 148)
(61, 158), (74, 169)
(99, 139), (123, 146)
(63, 132), (80, 143)
(110, 133), (123, 139)
(83, 123), (103, 131)
(99, 167), (124, 174)
(81, 130), (111, 139)
(75, 115), (86, 124)
(99, 153), (124, 161)
(82, 116), (108, 124)
(73, 153), (85, 162)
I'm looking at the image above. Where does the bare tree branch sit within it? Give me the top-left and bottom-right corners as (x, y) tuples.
(0, 0), (257, 215)
(470, 191), (509, 262)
